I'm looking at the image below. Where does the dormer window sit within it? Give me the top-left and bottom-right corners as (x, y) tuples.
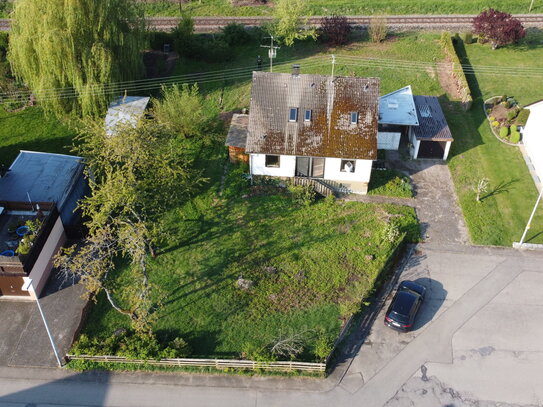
(304, 109), (312, 122)
(289, 108), (298, 122)
(350, 112), (359, 125)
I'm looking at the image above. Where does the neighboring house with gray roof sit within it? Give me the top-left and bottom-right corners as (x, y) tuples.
(243, 67), (380, 194)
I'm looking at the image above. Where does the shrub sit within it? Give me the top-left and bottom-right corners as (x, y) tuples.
(499, 126), (509, 138)
(172, 15), (195, 55)
(368, 16), (387, 43)
(287, 184), (316, 206)
(489, 116), (495, 121)
(463, 32), (473, 44)
(320, 14), (351, 46)
(506, 110), (517, 121)
(473, 9), (526, 49)
(492, 121), (500, 127)
(515, 109), (531, 126)
(313, 332), (333, 362)
(510, 131), (521, 143)
(510, 124), (517, 132)
(222, 23), (251, 46)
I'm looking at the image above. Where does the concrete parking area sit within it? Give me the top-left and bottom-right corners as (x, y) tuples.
(0, 271), (87, 368)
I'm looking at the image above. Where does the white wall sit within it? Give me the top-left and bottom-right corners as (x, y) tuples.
(377, 132), (401, 150)
(27, 216), (66, 299)
(250, 154), (296, 177)
(408, 127), (420, 159)
(524, 102), (543, 183)
(324, 158), (373, 183)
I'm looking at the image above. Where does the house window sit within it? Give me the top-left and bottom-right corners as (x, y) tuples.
(340, 160), (355, 173)
(289, 108), (298, 122)
(265, 155), (280, 168)
(304, 109), (312, 122)
(350, 112), (359, 125)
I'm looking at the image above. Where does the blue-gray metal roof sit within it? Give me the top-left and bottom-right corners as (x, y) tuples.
(0, 151), (85, 210)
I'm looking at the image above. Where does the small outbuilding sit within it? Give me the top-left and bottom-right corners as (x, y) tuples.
(105, 96), (150, 136)
(225, 114), (249, 163)
(409, 96), (454, 160)
(0, 151), (88, 299)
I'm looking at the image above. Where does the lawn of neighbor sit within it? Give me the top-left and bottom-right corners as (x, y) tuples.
(445, 32), (543, 245)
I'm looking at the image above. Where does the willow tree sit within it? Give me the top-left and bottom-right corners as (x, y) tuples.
(8, 0), (145, 117)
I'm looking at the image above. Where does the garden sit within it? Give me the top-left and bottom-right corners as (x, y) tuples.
(484, 95), (529, 144)
(72, 150), (419, 365)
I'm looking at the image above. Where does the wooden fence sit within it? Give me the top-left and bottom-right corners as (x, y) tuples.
(66, 354), (326, 373)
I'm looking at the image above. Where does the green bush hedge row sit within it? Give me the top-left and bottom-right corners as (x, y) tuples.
(440, 32), (473, 109)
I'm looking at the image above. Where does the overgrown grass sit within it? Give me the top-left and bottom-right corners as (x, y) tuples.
(368, 169), (413, 198)
(142, 0), (543, 17)
(444, 32), (543, 245)
(0, 106), (75, 166)
(80, 143), (419, 362)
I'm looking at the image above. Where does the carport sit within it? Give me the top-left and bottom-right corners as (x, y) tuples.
(409, 96), (453, 160)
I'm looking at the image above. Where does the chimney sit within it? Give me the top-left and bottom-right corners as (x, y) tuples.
(292, 64), (300, 76)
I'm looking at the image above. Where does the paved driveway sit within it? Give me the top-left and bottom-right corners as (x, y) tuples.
(0, 272), (87, 368)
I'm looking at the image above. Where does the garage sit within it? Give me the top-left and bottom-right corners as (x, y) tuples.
(409, 96), (453, 160)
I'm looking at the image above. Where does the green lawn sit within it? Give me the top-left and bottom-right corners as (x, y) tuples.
(80, 145), (419, 362)
(0, 106), (75, 166)
(173, 32), (446, 111)
(444, 33), (543, 245)
(142, 0), (543, 17)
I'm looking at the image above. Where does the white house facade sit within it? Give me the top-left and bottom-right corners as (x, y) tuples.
(523, 100), (543, 186)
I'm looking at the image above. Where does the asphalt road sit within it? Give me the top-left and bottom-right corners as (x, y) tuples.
(1, 244), (542, 407)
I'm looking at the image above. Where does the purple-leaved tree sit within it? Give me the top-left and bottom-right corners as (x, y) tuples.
(473, 9), (526, 49)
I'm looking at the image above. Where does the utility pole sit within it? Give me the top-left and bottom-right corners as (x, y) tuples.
(518, 187), (543, 246)
(260, 36), (280, 72)
(529, 0), (535, 12)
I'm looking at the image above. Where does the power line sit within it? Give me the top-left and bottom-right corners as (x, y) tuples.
(2, 55), (543, 104)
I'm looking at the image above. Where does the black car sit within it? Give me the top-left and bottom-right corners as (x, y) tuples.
(384, 280), (426, 332)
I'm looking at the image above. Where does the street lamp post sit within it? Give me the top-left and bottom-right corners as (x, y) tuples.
(518, 187), (543, 246)
(22, 278), (63, 367)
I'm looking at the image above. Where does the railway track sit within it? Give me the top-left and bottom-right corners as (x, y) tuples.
(2, 14), (543, 32)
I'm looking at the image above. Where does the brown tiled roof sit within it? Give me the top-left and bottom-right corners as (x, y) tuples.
(245, 71), (380, 160)
(413, 96), (454, 141)
(225, 114), (249, 148)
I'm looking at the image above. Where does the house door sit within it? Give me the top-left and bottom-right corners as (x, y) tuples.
(295, 157), (325, 178)
(295, 157), (310, 177)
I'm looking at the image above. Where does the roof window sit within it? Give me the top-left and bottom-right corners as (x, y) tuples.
(289, 108), (298, 122)
(350, 112), (359, 125)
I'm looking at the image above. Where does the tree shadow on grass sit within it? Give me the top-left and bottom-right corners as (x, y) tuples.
(480, 178), (519, 201)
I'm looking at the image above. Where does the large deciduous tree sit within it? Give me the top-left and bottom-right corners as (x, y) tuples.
(8, 0), (145, 117)
(270, 0), (317, 46)
(472, 9), (526, 49)
(55, 119), (205, 333)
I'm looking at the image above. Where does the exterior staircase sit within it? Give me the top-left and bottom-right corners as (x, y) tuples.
(292, 177), (350, 197)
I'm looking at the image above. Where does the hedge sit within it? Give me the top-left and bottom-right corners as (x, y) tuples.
(440, 32), (473, 110)
(515, 109), (531, 127)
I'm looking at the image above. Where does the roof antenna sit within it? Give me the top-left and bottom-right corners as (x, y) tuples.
(331, 54), (336, 78)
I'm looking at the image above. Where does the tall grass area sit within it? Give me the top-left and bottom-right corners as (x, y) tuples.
(445, 32), (543, 245)
(80, 141), (419, 362)
(143, 0), (542, 17)
(0, 106), (75, 166)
